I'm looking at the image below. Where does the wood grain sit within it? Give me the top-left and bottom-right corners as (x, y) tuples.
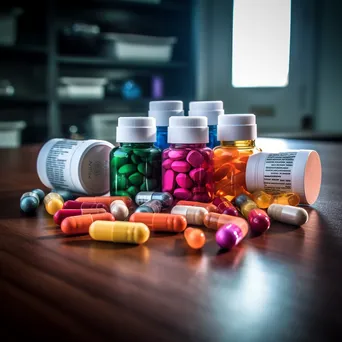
(1, 140), (342, 342)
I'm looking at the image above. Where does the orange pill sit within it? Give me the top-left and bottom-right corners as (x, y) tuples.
(203, 212), (249, 233)
(61, 212), (115, 235)
(184, 228), (206, 249)
(177, 200), (218, 213)
(75, 196), (132, 208)
(129, 213), (187, 233)
(213, 163), (234, 182)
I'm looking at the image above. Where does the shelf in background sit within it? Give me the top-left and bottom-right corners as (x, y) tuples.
(57, 55), (188, 69)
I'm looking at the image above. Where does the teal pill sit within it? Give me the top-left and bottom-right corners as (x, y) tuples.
(128, 172), (144, 186)
(131, 154), (141, 164)
(137, 163), (152, 177)
(32, 188), (45, 202)
(118, 164), (137, 176)
(115, 175), (128, 190)
(20, 192), (39, 214)
(52, 189), (74, 201)
(127, 185), (139, 197)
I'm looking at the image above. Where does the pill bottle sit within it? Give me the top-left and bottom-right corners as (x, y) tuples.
(213, 114), (260, 200)
(188, 101), (224, 149)
(148, 100), (184, 150)
(245, 150), (322, 205)
(162, 116), (214, 202)
(37, 139), (114, 195)
(110, 117), (161, 198)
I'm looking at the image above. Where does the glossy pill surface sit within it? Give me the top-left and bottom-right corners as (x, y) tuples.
(203, 212), (249, 233)
(272, 193), (300, 206)
(63, 200), (109, 211)
(251, 190), (274, 209)
(20, 192), (40, 213)
(75, 196), (132, 208)
(176, 200), (217, 213)
(89, 221), (150, 244)
(135, 199), (163, 213)
(216, 223), (247, 249)
(129, 213), (187, 233)
(32, 189), (45, 202)
(248, 208), (271, 233)
(135, 191), (173, 207)
(212, 197), (239, 216)
(268, 204), (309, 226)
(110, 200), (129, 220)
(53, 208), (107, 225)
(51, 189), (75, 201)
(44, 192), (64, 215)
(61, 212), (115, 235)
(184, 228), (206, 249)
(171, 205), (208, 226)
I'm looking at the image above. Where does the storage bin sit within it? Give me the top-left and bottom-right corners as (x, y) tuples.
(0, 121), (26, 148)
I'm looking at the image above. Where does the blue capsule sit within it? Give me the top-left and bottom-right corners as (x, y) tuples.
(32, 189), (45, 202)
(20, 192), (40, 214)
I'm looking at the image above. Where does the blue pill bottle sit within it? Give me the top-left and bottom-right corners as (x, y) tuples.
(188, 101), (224, 149)
(148, 101), (184, 150)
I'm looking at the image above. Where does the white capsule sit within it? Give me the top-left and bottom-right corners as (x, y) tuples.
(110, 200), (129, 221)
(171, 205), (208, 226)
(267, 204), (309, 226)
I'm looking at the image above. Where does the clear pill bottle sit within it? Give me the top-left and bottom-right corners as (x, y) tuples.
(162, 116), (214, 203)
(37, 138), (114, 195)
(148, 100), (184, 151)
(214, 114), (260, 200)
(110, 117), (161, 199)
(188, 101), (224, 149)
(245, 150), (322, 205)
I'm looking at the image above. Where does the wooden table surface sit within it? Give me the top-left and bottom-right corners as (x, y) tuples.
(1, 138), (341, 342)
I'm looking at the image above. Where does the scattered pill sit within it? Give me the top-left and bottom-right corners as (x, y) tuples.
(75, 196), (132, 208)
(203, 212), (249, 233)
(32, 189), (45, 202)
(53, 208), (107, 225)
(129, 213), (187, 233)
(251, 190), (274, 209)
(89, 221), (150, 244)
(212, 197), (239, 216)
(110, 200), (129, 221)
(135, 191), (173, 208)
(272, 192), (300, 207)
(63, 200), (109, 211)
(171, 205), (208, 225)
(20, 192), (40, 214)
(216, 223), (248, 249)
(51, 189), (75, 201)
(44, 192), (64, 215)
(184, 228), (206, 249)
(61, 212), (115, 235)
(135, 200), (163, 213)
(177, 200), (217, 213)
(268, 204), (309, 226)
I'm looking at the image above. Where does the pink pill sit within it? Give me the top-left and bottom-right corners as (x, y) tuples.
(171, 161), (191, 173)
(168, 150), (188, 160)
(193, 193), (211, 203)
(186, 150), (204, 168)
(163, 169), (176, 192)
(162, 159), (173, 170)
(189, 168), (206, 183)
(193, 186), (207, 193)
(174, 188), (192, 200)
(176, 173), (193, 189)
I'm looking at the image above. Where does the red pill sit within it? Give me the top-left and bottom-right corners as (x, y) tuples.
(63, 200), (110, 211)
(61, 212), (115, 235)
(53, 208), (107, 225)
(76, 196), (132, 207)
(248, 208), (271, 233)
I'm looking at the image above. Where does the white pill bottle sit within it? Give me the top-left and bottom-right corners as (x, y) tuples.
(37, 138), (114, 195)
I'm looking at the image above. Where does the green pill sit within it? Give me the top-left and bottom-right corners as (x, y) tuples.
(114, 190), (131, 197)
(128, 172), (144, 186)
(133, 149), (148, 160)
(140, 178), (158, 191)
(115, 174), (128, 190)
(127, 185), (139, 197)
(118, 164), (137, 176)
(131, 154), (141, 164)
(137, 163), (152, 177)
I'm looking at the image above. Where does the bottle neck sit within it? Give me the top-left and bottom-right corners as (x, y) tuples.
(220, 140), (256, 149)
(170, 143), (207, 149)
(121, 142), (154, 148)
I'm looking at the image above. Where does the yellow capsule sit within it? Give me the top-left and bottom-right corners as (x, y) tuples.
(44, 192), (64, 215)
(89, 220), (150, 244)
(252, 190), (274, 209)
(272, 192), (300, 206)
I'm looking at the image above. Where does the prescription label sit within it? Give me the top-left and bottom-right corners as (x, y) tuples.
(263, 152), (297, 194)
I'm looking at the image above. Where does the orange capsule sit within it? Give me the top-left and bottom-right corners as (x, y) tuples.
(184, 228), (206, 249)
(177, 200), (218, 213)
(129, 213), (187, 233)
(203, 212), (249, 234)
(61, 212), (115, 235)
(75, 196), (132, 208)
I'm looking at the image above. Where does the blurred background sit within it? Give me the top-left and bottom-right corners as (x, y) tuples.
(0, 0), (340, 147)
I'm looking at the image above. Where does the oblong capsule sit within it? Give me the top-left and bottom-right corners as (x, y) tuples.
(129, 213), (187, 233)
(44, 192), (64, 215)
(20, 192), (40, 214)
(268, 204), (309, 226)
(32, 189), (45, 202)
(135, 200), (163, 213)
(53, 208), (107, 225)
(89, 221), (150, 244)
(63, 200), (109, 211)
(75, 196), (132, 207)
(203, 212), (249, 233)
(212, 197), (239, 216)
(110, 200), (129, 220)
(135, 191), (173, 208)
(272, 193), (300, 207)
(171, 205), (208, 226)
(248, 208), (271, 233)
(216, 223), (247, 249)
(176, 200), (218, 213)
(61, 212), (115, 235)
(184, 227), (206, 249)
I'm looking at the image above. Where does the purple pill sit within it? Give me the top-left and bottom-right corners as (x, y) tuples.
(193, 186), (207, 194)
(163, 169), (176, 192)
(168, 150), (188, 161)
(186, 150), (204, 168)
(173, 188), (192, 200)
(162, 159), (173, 170)
(189, 168), (206, 183)
(248, 208), (271, 233)
(171, 161), (191, 173)
(216, 223), (244, 249)
(193, 193), (211, 203)
(176, 173), (193, 189)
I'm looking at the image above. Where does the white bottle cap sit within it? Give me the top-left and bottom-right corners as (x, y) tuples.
(245, 150), (322, 205)
(188, 101), (224, 125)
(168, 116), (209, 144)
(116, 117), (156, 143)
(218, 114), (257, 141)
(148, 101), (184, 126)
